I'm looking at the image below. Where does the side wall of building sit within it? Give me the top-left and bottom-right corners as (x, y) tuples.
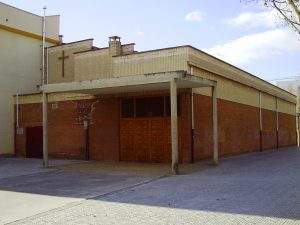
(15, 95), (120, 160)
(15, 91), (192, 163)
(192, 66), (297, 160)
(0, 31), (56, 155)
(0, 3), (59, 155)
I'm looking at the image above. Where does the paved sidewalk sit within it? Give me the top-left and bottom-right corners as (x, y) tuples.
(0, 159), (166, 224)
(6, 147), (300, 225)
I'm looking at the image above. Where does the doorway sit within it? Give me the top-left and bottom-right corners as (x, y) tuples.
(26, 126), (43, 158)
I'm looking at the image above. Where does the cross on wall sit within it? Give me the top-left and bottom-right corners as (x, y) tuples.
(58, 50), (69, 77)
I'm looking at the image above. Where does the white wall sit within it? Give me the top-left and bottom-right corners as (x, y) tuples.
(0, 2), (59, 40)
(0, 3), (59, 154)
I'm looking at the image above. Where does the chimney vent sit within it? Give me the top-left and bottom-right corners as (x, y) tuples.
(58, 35), (63, 45)
(109, 36), (122, 56)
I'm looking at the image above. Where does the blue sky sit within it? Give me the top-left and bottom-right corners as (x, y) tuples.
(3, 0), (300, 82)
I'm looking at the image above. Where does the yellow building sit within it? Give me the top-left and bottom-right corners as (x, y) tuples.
(0, 2), (59, 155)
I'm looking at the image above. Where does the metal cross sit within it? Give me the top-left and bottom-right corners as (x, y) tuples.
(58, 50), (69, 77)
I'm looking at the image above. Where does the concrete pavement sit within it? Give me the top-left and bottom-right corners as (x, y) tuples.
(1, 147), (300, 225)
(0, 159), (166, 224)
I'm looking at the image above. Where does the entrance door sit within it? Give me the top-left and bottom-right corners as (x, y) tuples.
(26, 126), (43, 158)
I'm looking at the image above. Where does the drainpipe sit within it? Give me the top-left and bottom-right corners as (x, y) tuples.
(259, 91), (262, 151)
(84, 120), (90, 160)
(276, 97), (279, 148)
(298, 113), (300, 148)
(16, 91), (19, 128)
(296, 98), (299, 147)
(46, 47), (49, 84)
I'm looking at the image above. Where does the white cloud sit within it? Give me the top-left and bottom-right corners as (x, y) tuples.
(205, 29), (300, 65)
(225, 10), (281, 29)
(185, 11), (203, 22)
(136, 31), (144, 36)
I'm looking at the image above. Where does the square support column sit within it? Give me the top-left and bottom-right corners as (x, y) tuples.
(42, 91), (49, 167)
(170, 78), (179, 174)
(212, 86), (218, 165)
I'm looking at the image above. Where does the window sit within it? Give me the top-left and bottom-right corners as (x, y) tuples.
(165, 96), (180, 116)
(136, 97), (164, 117)
(121, 96), (180, 118)
(121, 98), (134, 118)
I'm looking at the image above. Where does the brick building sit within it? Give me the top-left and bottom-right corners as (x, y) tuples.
(15, 36), (297, 172)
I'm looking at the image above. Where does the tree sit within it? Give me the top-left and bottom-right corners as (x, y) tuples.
(73, 99), (99, 160)
(247, 0), (300, 34)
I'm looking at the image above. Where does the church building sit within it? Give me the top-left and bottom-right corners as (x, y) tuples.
(14, 34), (297, 171)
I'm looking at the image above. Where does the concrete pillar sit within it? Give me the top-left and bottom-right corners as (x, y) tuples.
(191, 90), (195, 163)
(42, 91), (49, 167)
(212, 86), (218, 165)
(190, 66), (195, 163)
(170, 78), (179, 174)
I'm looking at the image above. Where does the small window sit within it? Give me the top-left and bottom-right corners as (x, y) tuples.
(121, 99), (134, 118)
(165, 96), (180, 116)
(136, 97), (164, 117)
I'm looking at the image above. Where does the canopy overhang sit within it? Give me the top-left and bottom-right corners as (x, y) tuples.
(40, 71), (216, 94)
(41, 70), (218, 174)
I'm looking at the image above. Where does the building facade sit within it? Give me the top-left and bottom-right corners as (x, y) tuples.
(277, 77), (300, 114)
(0, 2), (60, 155)
(14, 36), (297, 164)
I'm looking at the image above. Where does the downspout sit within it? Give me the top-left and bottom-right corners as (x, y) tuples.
(295, 87), (300, 147)
(296, 96), (299, 147)
(276, 97), (279, 148)
(259, 91), (262, 151)
(46, 47), (49, 84)
(15, 91), (19, 156)
(16, 91), (19, 128)
(190, 65), (195, 163)
(84, 120), (90, 160)
(298, 113), (300, 147)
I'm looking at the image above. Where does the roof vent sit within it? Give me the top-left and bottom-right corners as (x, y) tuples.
(109, 36), (122, 56)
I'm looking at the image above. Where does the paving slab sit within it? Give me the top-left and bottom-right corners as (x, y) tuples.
(6, 147), (300, 225)
(0, 159), (166, 224)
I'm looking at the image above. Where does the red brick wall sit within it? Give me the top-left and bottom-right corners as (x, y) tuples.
(193, 94), (213, 160)
(90, 98), (120, 161)
(48, 101), (85, 159)
(193, 94), (296, 161)
(278, 112), (297, 147)
(15, 93), (296, 163)
(15, 92), (192, 163)
(194, 94), (261, 160)
(120, 118), (171, 163)
(119, 92), (192, 163)
(16, 98), (120, 161)
(261, 109), (277, 150)
(178, 92), (192, 163)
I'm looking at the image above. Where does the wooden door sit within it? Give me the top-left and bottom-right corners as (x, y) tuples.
(26, 126), (43, 158)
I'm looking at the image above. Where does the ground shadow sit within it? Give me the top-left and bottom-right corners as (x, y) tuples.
(0, 147), (299, 220)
